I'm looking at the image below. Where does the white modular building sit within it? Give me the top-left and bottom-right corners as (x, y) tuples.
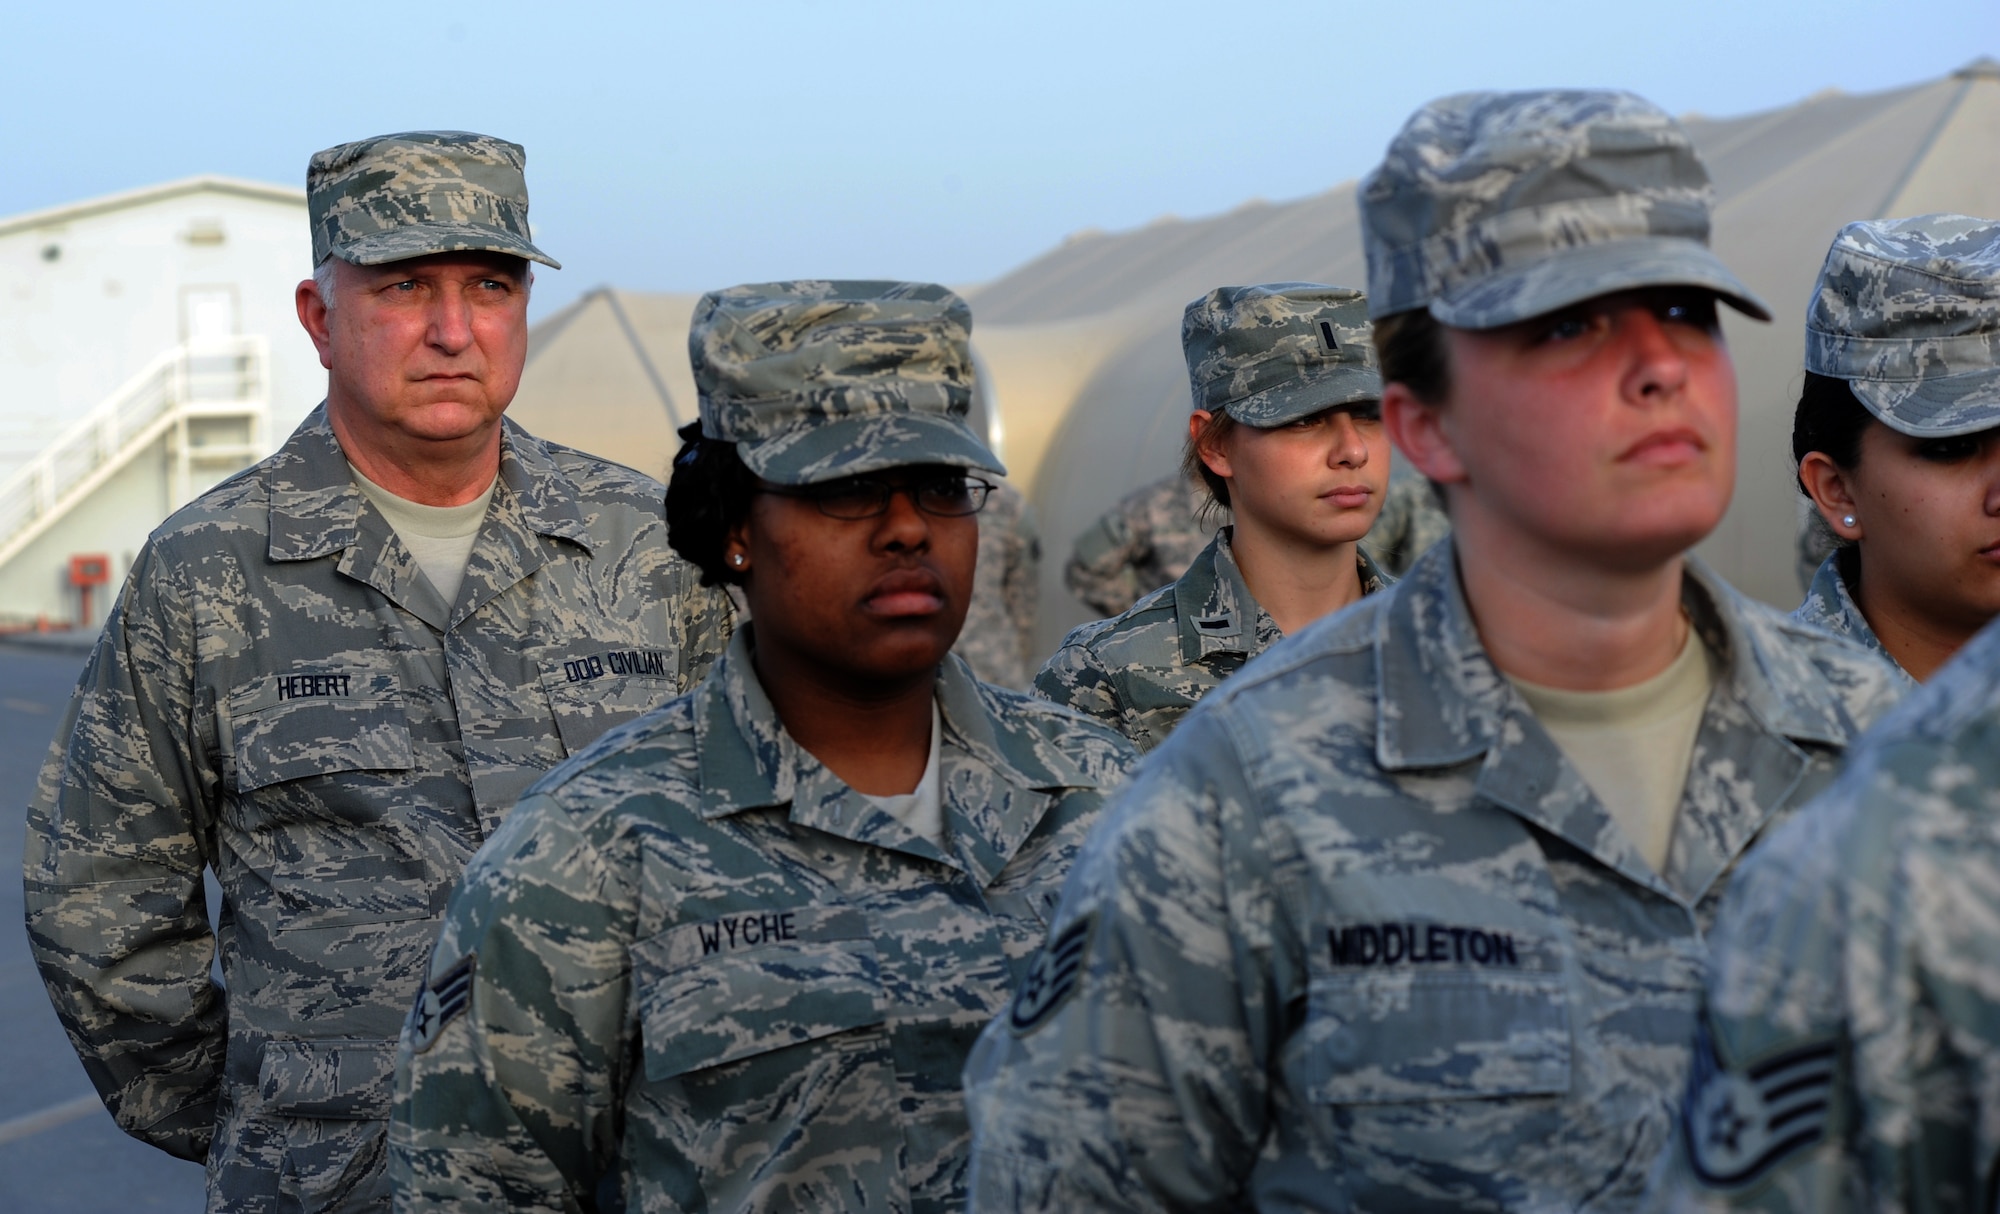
(0, 176), (322, 630)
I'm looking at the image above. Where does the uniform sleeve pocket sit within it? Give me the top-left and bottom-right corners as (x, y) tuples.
(226, 672), (413, 793)
(1306, 969), (1572, 1104)
(257, 1037), (397, 1120)
(633, 905), (885, 1082)
(536, 642), (682, 755)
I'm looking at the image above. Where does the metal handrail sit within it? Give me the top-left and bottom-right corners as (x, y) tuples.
(0, 335), (269, 560)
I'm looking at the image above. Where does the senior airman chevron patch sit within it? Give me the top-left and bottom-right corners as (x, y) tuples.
(408, 954), (475, 1055)
(1682, 1017), (1838, 1187)
(1010, 914), (1094, 1036)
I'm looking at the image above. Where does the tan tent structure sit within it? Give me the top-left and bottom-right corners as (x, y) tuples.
(510, 58), (2000, 658)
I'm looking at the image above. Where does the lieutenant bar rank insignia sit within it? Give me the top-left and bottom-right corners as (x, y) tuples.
(409, 955), (475, 1054)
(1010, 914), (1093, 1035)
(1681, 1016), (1838, 1187)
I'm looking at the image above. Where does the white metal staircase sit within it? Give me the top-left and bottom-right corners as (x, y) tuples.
(0, 335), (270, 573)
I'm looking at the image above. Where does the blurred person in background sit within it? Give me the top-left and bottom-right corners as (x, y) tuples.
(1791, 214), (2000, 684)
(1366, 459), (1452, 575)
(1063, 471), (1215, 616)
(1034, 284), (1392, 751)
(954, 477), (1041, 688)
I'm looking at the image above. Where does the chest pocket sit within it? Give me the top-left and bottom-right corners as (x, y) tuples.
(1305, 923), (1572, 1104)
(537, 641), (681, 756)
(633, 905), (885, 1082)
(226, 671), (414, 793)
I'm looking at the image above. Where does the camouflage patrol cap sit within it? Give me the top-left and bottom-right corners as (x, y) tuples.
(690, 280), (1004, 485)
(1806, 214), (2000, 438)
(1182, 284), (1380, 426)
(307, 131), (559, 269)
(1359, 90), (1768, 329)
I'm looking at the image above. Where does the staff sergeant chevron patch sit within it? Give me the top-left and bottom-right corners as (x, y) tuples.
(1682, 1018), (1839, 1187)
(1010, 914), (1094, 1035)
(409, 954), (475, 1055)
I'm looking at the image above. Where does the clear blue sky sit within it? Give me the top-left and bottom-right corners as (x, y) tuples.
(6, 1), (1995, 318)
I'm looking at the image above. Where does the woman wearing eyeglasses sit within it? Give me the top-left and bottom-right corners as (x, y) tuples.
(1035, 284), (1394, 751)
(389, 281), (1136, 1213)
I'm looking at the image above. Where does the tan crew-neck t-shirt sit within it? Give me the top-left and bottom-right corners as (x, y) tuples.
(1508, 633), (1717, 874)
(347, 462), (497, 608)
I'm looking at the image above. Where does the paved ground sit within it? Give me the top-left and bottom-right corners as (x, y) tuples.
(0, 640), (205, 1212)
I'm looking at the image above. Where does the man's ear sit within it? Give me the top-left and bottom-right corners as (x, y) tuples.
(296, 277), (334, 370)
(1798, 452), (1863, 539)
(1382, 382), (1467, 486)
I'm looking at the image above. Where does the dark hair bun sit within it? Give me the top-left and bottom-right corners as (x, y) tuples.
(666, 421), (757, 586)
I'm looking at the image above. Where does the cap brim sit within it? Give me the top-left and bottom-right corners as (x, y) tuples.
(333, 222), (560, 270)
(1429, 237), (1769, 330)
(1222, 365), (1382, 427)
(737, 411), (1006, 485)
(1849, 367), (2000, 438)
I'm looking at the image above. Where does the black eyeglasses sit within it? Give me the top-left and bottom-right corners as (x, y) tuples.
(754, 473), (994, 520)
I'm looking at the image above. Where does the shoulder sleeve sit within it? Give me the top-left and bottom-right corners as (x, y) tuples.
(1065, 512), (1145, 617)
(1032, 638), (1131, 740)
(1654, 725), (2000, 1213)
(964, 709), (1276, 1212)
(668, 559), (735, 692)
(392, 793), (634, 1213)
(22, 541), (224, 1161)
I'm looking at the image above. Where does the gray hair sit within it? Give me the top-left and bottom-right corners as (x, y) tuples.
(312, 256), (342, 311)
(312, 255), (533, 313)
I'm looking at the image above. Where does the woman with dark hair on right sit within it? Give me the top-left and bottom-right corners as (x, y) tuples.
(1791, 213), (2000, 684)
(1654, 218), (2000, 1211)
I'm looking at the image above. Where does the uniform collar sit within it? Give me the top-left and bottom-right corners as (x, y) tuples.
(693, 629), (1103, 885)
(1375, 541), (1866, 906)
(1173, 529), (1265, 663)
(264, 405), (596, 629)
(1796, 550), (1904, 674)
(266, 405), (593, 562)
(1172, 528), (1390, 664)
(1376, 542), (1860, 770)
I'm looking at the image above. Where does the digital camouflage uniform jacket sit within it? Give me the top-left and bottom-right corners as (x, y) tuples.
(1359, 463), (1450, 578)
(390, 631), (1137, 1214)
(965, 542), (1904, 1212)
(953, 479), (1041, 690)
(1791, 551), (1913, 686)
(1651, 612), (2000, 1213)
(1064, 475), (1217, 617)
(22, 406), (732, 1213)
(1035, 527), (1389, 752)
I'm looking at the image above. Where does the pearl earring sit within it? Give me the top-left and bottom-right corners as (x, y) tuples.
(1841, 515), (1856, 529)
(731, 553), (745, 567)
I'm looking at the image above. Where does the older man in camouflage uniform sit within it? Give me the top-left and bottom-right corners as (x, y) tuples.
(1036, 284), (1392, 752)
(954, 478), (1042, 688)
(1655, 215), (2000, 1212)
(392, 280), (1136, 1212)
(965, 90), (1905, 1212)
(23, 131), (731, 1212)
